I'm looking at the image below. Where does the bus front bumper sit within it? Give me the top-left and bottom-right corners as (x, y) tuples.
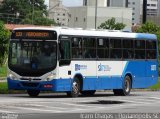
(7, 78), (72, 91)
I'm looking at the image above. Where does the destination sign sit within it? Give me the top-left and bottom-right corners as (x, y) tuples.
(11, 30), (57, 40)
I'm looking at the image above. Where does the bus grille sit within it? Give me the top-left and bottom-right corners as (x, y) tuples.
(20, 78), (41, 81)
(21, 82), (39, 88)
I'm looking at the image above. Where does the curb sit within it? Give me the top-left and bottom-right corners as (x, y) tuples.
(0, 77), (6, 82)
(0, 77), (6, 80)
(0, 80), (6, 82)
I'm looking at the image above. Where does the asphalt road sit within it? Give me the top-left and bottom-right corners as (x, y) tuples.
(0, 91), (160, 119)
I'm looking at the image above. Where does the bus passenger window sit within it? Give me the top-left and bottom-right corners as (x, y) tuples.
(134, 40), (145, 59)
(97, 49), (105, 58)
(135, 40), (145, 49)
(71, 37), (83, 59)
(110, 49), (122, 59)
(146, 40), (157, 59)
(109, 38), (122, 59)
(135, 50), (145, 59)
(59, 40), (70, 60)
(83, 37), (96, 59)
(146, 41), (156, 49)
(146, 50), (156, 59)
(123, 49), (133, 59)
(59, 36), (71, 66)
(97, 38), (109, 59)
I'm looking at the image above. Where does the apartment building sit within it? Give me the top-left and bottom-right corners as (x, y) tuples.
(48, 0), (69, 26)
(68, 6), (132, 30)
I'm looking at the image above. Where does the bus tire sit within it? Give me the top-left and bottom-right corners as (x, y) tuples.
(27, 90), (40, 97)
(113, 75), (131, 96)
(81, 90), (96, 96)
(66, 78), (80, 98)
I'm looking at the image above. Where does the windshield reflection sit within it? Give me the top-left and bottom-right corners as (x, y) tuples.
(8, 40), (57, 76)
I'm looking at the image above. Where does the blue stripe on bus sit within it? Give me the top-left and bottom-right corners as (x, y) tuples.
(7, 78), (72, 92)
(136, 33), (157, 40)
(7, 60), (158, 92)
(122, 61), (129, 77)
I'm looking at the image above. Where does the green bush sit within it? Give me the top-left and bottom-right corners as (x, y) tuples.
(0, 82), (8, 94)
(0, 65), (7, 77)
(149, 78), (160, 90)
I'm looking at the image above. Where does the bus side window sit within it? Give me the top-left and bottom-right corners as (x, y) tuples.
(59, 36), (71, 66)
(109, 38), (122, 59)
(71, 37), (83, 59)
(135, 40), (145, 59)
(82, 37), (96, 59)
(123, 39), (134, 59)
(146, 40), (157, 59)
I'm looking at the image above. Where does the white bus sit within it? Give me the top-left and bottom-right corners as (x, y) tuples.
(7, 27), (158, 97)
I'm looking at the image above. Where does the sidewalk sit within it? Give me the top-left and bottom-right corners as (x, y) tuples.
(0, 77), (7, 82)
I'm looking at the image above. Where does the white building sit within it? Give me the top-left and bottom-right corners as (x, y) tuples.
(107, 0), (141, 25)
(146, 0), (158, 16)
(68, 6), (132, 30)
(128, 0), (141, 25)
(139, 0), (160, 25)
(48, 0), (69, 26)
(140, 0), (160, 16)
(83, 0), (107, 7)
(83, 0), (140, 25)
(109, 0), (128, 7)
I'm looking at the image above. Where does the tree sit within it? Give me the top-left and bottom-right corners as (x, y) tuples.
(135, 21), (160, 51)
(0, 0), (48, 25)
(22, 11), (56, 26)
(135, 21), (160, 44)
(98, 17), (126, 30)
(0, 21), (10, 66)
(135, 22), (160, 34)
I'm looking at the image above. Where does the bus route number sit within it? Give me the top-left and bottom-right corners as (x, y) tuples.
(16, 32), (22, 37)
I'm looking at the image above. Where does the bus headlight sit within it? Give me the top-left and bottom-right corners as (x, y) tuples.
(46, 74), (55, 81)
(8, 73), (17, 80)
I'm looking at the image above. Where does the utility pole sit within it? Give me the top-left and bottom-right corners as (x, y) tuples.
(142, 0), (147, 24)
(95, 0), (98, 29)
(32, 0), (34, 25)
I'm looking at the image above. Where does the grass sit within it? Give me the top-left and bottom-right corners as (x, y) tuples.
(0, 82), (25, 94)
(0, 82), (8, 94)
(0, 65), (7, 77)
(149, 78), (160, 90)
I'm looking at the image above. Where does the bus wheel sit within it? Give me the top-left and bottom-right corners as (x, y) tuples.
(81, 90), (96, 96)
(113, 75), (131, 96)
(67, 78), (80, 98)
(27, 90), (40, 97)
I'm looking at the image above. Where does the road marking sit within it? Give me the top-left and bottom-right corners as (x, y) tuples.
(26, 103), (83, 110)
(77, 99), (160, 113)
(0, 109), (15, 113)
(129, 98), (160, 103)
(61, 102), (106, 108)
(8, 106), (63, 113)
(149, 97), (160, 100)
(116, 99), (150, 104)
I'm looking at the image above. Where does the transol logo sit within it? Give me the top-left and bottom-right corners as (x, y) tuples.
(75, 64), (87, 71)
(98, 63), (111, 71)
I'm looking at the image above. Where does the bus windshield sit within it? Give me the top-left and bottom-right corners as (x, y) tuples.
(8, 40), (57, 76)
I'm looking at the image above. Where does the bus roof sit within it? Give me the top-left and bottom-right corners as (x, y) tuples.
(13, 27), (157, 40)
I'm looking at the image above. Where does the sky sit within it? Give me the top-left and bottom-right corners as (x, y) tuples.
(45, 0), (83, 7)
